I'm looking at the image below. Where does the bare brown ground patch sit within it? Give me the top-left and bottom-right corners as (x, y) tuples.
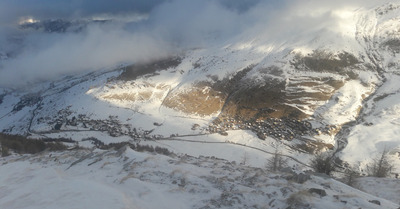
(160, 65), (345, 122)
(162, 84), (226, 116)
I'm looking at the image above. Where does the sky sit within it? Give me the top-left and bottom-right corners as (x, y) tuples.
(0, 0), (389, 88)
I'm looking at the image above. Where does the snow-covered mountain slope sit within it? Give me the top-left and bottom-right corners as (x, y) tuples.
(1, 1), (400, 180)
(2, 2), (400, 208)
(0, 147), (398, 209)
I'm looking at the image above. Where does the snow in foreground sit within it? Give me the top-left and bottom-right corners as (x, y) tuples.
(0, 148), (398, 209)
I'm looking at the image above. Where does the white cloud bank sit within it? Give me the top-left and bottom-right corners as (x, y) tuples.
(0, 0), (393, 88)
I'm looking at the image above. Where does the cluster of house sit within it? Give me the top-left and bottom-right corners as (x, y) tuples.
(53, 114), (134, 137)
(50, 109), (339, 142)
(206, 117), (335, 141)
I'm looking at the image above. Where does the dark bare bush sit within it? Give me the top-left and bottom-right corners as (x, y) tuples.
(136, 144), (154, 152)
(310, 153), (336, 175)
(1, 142), (10, 157)
(154, 146), (173, 156)
(266, 148), (288, 172)
(342, 166), (360, 187)
(367, 150), (394, 178)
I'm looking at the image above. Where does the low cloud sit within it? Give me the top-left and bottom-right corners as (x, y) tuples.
(0, 0), (392, 88)
(0, 24), (174, 87)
